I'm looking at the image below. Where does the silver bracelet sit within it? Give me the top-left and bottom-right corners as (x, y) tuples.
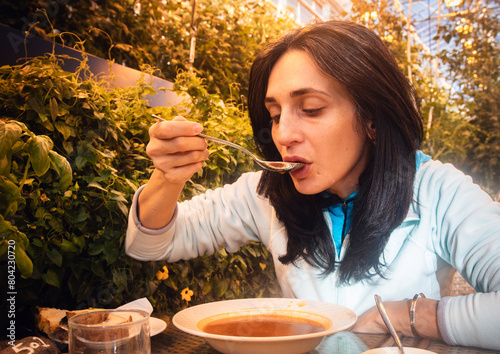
(410, 293), (426, 338)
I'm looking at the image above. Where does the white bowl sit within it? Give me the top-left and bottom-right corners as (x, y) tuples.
(363, 348), (437, 354)
(173, 298), (357, 354)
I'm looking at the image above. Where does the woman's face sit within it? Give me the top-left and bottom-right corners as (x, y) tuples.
(265, 50), (372, 198)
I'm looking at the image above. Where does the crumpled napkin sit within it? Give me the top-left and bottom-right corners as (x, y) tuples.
(117, 297), (153, 315)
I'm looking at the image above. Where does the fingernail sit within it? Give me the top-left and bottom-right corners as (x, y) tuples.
(193, 124), (203, 134)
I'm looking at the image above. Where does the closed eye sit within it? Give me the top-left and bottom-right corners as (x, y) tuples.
(303, 108), (323, 116)
(270, 115), (280, 126)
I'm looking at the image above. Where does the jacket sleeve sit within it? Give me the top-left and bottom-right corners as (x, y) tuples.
(125, 171), (272, 261)
(418, 161), (500, 350)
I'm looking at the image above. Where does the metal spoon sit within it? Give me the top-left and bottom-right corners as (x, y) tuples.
(374, 294), (405, 354)
(152, 114), (304, 173)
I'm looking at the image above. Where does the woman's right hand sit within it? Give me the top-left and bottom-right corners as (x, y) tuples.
(147, 116), (209, 184)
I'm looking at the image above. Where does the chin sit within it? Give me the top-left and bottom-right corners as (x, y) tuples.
(291, 179), (324, 196)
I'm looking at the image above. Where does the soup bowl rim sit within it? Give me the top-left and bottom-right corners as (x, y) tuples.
(172, 297), (357, 342)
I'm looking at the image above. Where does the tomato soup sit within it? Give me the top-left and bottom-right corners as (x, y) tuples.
(200, 313), (325, 337)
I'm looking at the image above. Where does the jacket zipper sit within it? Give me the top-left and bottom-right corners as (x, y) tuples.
(341, 199), (348, 242)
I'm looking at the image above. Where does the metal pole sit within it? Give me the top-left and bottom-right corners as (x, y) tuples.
(407, 0), (413, 83)
(189, 0), (198, 71)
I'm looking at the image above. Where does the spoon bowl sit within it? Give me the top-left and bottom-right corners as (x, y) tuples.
(152, 115), (304, 173)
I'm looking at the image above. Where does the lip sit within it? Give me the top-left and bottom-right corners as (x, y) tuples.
(290, 163), (310, 178)
(283, 156), (310, 178)
(283, 155), (308, 164)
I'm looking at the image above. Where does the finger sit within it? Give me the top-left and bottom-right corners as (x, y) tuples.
(162, 162), (205, 184)
(147, 135), (207, 157)
(153, 153), (207, 184)
(152, 149), (209, 171)
(152, 116), (203, 139)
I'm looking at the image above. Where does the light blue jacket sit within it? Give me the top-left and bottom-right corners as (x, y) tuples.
(126, 159), (500, 350)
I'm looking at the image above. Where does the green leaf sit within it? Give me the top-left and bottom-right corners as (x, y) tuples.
(91, 261), (106, 278)
(59, 239), (80, 253)
(50, 97), (59, 121)
(47, 248), (63, 267)
(202, 280), (212, 295)
(110, 190), (127, 202)
(113, 270), (128, 288)
(28, 135), (53, 176)
(88, 242), (105, 256)
(0, 176), (23, 219)
(72, 235), (85, 249)
(28, 96), (47, 121)
(117, 201), (129, 217)
(55, 121), (72, 140)
(42, 269), (60, 288)
(0, 176), (21, 201)
(0, 121), (23, 157)
(75, 155), (87, 169)
(49, 150), (73, 191)
(15, 246), (34, 278)
(32, 239), (44, 248)
(88, 182), (107, 191)
(73, 207), (88, 223)
(0, 154), (9, 176)
(213, 277), (230, 297)
(104, 246), (119, 264)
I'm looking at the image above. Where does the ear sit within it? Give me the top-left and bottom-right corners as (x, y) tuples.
(367, 121), (376, 142)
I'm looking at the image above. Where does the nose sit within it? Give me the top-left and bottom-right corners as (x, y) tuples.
(272, 111), (302, 147)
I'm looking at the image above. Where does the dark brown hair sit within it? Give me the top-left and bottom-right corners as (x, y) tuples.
(248, 20), (423, 283)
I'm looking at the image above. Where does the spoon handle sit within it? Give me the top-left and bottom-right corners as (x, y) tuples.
(152, 114), (258, 159)
(374, 294), (405, 354)
(198, 134), (259, 160)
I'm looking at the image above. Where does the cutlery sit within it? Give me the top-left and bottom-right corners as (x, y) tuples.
(152, 114), (304, 173)
(374, 294), (405, 354)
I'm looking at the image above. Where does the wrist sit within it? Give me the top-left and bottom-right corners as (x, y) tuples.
(408, 296), (442, 340)
(410, 293), (425, 338)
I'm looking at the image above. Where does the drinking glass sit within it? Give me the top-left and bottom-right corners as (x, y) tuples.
(68, 309), (151, 354)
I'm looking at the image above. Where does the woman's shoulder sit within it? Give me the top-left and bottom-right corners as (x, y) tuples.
(413, 158), (494, 207)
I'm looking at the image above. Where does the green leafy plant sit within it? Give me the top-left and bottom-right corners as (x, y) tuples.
(348, 0), (499, 199)
(149, 70), (282, 311)
(1, 0), (296, 103)
(1, 119), (72, 280)
(0, 53), (280, 325)
(436, 1), (499, 197)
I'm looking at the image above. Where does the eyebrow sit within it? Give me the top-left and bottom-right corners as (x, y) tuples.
(264, 88), (330, 103)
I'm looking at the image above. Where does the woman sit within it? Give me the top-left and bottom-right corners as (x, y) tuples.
(126, 20), (500, 350)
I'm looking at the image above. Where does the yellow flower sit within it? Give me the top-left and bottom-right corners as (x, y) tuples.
(156, 265), (169, 281)
(181, 287), (194, 302)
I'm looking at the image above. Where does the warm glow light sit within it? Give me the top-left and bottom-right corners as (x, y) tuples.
(361, 11), (378, 22)
(383, 34), (394, 43)
(133, 2), (141, 15)
(467, 57), (477, 64)
(445, 0), (463, 6)
(455, 19), (473, 34)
